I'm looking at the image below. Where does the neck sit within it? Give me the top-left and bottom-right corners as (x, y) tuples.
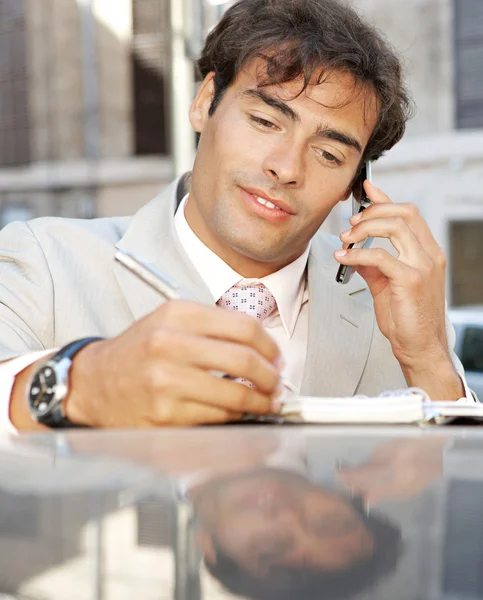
(184, 196), (306, 278)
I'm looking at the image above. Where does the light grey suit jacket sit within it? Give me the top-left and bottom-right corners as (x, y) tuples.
(0, 175), (465, 398)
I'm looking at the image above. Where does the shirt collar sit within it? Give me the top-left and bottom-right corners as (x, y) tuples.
(174, 195), (310, 338)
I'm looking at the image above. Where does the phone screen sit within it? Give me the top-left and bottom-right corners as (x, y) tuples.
(336, 161), (372, 284)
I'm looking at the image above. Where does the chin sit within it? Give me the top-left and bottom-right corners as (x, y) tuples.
(224, 233), (284, 260)
(233, 244), (286, 264)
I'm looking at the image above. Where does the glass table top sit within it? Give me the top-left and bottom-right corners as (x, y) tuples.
(1, 425), (482, 600)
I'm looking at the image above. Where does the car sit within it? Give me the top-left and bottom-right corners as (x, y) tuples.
(448, 306), (483, 402)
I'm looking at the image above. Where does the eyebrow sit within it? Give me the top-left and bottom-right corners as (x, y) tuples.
(241, 89), (300, 122)
(241, 88), (363, 155)
(314, 125), (363, 155)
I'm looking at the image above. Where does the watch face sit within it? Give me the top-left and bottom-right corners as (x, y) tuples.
(29, 364), (58, 416)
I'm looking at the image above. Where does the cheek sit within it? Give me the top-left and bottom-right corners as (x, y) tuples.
(214, 518), (254, 561)
(218, 116), (277, 170)
(297, 198), (334, 235)
(215, 513), (271, 555)
(310, 528), (375, 570)
(201, 112), (252, 161)
(303, 176), (351, 218)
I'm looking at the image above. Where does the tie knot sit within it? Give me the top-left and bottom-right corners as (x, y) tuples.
(218, 283), (277, 321)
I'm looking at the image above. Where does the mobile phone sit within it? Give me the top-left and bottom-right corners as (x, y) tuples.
(336, 161), (373, 285)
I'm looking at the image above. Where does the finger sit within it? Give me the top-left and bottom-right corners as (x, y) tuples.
(338, 467), (393, 486)
(149, 362), (275, 417)
(334, 247), (415, 283)
(337, 469), (396, 502)
(152, 301), (281, 366)
(120, 405), (239, 427)
(351, 201), (444, 261)
(362, 180), (392, 205)
(341, 217), (429, 267)
(151, 330), (280, 394)
(155, 400), (242, 426)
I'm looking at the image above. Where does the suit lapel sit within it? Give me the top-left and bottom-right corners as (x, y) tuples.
(114, 175), (214, 321)
(300, 233), (375, 397)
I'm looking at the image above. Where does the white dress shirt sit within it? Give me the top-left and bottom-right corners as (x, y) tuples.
(0, 349), (55, 434)
(174, 195), (310, 393)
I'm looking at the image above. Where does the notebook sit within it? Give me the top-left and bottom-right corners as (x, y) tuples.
(239, 389), (483, 426)
(280, 394), (483, 425)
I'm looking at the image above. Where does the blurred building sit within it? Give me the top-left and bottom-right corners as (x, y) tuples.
(0, 0), (482, 304)
(0, 0), (175, 222)
(351, 0), (483, 306)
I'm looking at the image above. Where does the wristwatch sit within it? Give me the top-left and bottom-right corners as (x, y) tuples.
(27, 337), (104, 428)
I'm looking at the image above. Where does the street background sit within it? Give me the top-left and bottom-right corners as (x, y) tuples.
(0, 0), (482, 306)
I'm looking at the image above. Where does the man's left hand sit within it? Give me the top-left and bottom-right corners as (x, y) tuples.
(334, 180), (464, 401)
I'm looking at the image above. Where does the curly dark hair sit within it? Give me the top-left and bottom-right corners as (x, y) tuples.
(205, 495), (402, 600)
(197, 0), (414, 162)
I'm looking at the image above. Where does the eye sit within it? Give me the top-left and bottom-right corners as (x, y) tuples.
(320, 150), (342, 166)
(249, 115), (278, 130)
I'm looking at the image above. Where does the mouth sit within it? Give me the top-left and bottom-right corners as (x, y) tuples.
(239, 187), (295, 222)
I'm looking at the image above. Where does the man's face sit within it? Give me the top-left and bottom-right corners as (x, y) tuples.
(195, 470), (375, 575)
(186, 59), (378, 275)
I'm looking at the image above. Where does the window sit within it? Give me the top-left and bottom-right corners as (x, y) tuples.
(137, 498), (173, 547)
(0, 0), (30, 166)
(450, 221), (483, 306)
(132, 0), (169, 155)
(454, 0), (483, 129)
(461, 326), (483, 374)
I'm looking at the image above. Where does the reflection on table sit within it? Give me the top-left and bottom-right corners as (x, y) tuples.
(0, 427), (482, 599)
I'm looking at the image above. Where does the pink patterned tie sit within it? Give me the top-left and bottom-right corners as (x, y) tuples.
(217, 283), (277, 321)
(217, 283), (277, 388)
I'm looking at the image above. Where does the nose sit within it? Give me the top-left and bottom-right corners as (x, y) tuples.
(262, 139), (304, 187)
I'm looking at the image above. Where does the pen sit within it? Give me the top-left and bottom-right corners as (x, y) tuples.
(115, 249), (182, 301)
(115, 249), (299, 396)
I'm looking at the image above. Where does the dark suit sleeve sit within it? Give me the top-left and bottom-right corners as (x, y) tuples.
(0, 221), (55, 359)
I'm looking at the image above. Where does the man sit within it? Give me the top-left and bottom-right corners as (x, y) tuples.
(0, 0), (476, 432)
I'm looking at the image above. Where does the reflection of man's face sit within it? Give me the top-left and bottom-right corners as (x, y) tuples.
(194, 470), (375, 576)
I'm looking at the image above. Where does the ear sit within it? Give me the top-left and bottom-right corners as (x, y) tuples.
(189, 72), (216, 134)
(340, 185), (353, 202)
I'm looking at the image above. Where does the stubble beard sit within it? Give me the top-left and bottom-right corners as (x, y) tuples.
(210, 193), (292, 263)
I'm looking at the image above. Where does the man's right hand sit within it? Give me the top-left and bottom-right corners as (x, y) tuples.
(60, 301), (282, 428)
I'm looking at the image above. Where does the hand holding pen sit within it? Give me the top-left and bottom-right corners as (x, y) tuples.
(115, 249), (298, 398)
(66, 256), (287, 427)
(64, 249), (290, 427)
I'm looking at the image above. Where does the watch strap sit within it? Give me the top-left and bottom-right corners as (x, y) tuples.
(35, 337), (104, 428)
